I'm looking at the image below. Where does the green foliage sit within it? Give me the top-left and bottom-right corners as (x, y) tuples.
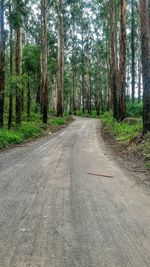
(140, 132), (150, 169)
(10, 11), (23, 29)
(0, 123), (41, 148)
(76, 110), (100, 118)
(0, 115), (72, 149)
(101, 112), (142, 143)
(126, 102), (143, 118)
(5, 74), (28, 96)
(10, 0), (28, 29)
(48, 117), (65, 126)
(22, 45), (40, 73)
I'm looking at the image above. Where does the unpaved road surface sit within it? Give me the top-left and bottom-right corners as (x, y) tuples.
(0, 118), (150, 267)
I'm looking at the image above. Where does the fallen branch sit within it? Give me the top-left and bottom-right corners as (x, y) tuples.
(87, 172), (114, 178)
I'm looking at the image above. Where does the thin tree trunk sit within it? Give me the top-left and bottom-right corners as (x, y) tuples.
(41, 0), (48, 123)
(81, 18), (85, 114)
(148, 0), (150, 33)
(0, 0), (5, 128)
(57, 0), (64, 117)
(138, 57), (142, 103)
(96, 68), (100, 116)
(139, 0), (150, 132)
(110, 0), (118, 120)
(72, 66), (76, 115)
(27, 72), (30, 119)
(118, 0), (126, 121)
(8, 0), (13, 129)
(131, 0), (135, 104)
(8, 19), (13, 128)
(15, 27), (22, 125)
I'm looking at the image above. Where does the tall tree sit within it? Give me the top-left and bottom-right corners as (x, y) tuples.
(110, 0), (118, 120)
(0, 0), (5, 128)
(131, 0), (135, 104)
(56, 0), (64, 117)
(118, 0), (126, 121)
(41, 0), (48, 123)
(139, 0), (150, 132)
(8, 0), (13, 129)
(14, 0), (22, 125)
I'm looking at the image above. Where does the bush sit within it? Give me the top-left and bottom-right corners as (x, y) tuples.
(126, 102), (143, 118)
(0, 122), (42, 148)
(0, 130), (22, 148)
(101, 112), (142, 143)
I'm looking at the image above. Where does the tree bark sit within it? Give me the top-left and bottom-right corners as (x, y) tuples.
(118, 0), (126, 121)
(110, 0), (118, 120)
(0, 0), (5, 128)
(72, 66), (76, 115)
(138, 57), (142, 103)
(81, 17), (85, 114)
(15, 27), (22, 125)
(57, 0), (64, 117)
(139, 0), (150, 132)
(27, 72), (30, 119)
(8, 0), (13, 129)
(96, 68), (100, 116)
(131, 0), (135, 104)
(41, 0), (48, 123)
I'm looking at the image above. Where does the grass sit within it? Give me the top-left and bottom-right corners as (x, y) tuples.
(101, 112), (143, 144)
(0, 123), (42, 149)
(76, 110), (101, 118)
(0, 115), (72, 149)
(101, 112), (150, 170)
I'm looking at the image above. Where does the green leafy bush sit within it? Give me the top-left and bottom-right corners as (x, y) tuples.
(0, 123), (41, 148)
(101, 112), (142, 143)
(126, 102), (143, 118)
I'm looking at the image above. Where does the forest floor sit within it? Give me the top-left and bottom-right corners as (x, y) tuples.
(102, 128), (150, 188)
(101, 113), (150, 181)
(0, 117), (150, 267)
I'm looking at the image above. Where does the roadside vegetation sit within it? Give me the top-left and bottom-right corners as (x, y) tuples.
(101, 107), (150, 170)
(0, 115), (73, 149)
(76, 102), (150, 170)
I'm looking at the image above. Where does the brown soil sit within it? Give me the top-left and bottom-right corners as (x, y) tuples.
(102, 126), (150, 187)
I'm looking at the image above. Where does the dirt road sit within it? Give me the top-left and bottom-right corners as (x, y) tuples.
(0, 117), (150, 267)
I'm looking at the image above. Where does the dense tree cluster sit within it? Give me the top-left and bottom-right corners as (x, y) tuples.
(0, 0), (150, 131)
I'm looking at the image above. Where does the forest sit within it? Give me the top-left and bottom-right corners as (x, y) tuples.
(0, 0), (150, 148)
(1, 1), (150, 264)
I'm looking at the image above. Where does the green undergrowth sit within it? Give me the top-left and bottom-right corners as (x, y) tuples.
(76, 110), (101, 118)
(101, 112), (150, 170)
(140, 132), (150, 169)
(101, 112), (142, 144)
(0, 115), (72, 149)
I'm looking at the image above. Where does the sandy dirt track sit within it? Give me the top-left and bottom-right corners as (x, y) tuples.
(0, 117), (150, 267)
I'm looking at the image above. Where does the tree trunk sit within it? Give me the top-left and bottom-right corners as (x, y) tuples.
(139, 0), (150, 132)
(57, 0), (64, 117)
(131, 0), (135, 104)
(148, 0), (150, 33)
(8, 0), (13, 129)
(15, 27), (22, 125)
(118, 0), (126, 121)
(0, 0), (5, 128)
(96, 68), (100, 116)
(41, 0), (48, 123)
(110, 0), (118, 120)
(138, 57), (142, 103)
(72, 66), (76, 115)
(27, 72), (30, 119)
(81, 19), (85, 114)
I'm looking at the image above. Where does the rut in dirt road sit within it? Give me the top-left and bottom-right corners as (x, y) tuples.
(0, 117), (150, 267)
